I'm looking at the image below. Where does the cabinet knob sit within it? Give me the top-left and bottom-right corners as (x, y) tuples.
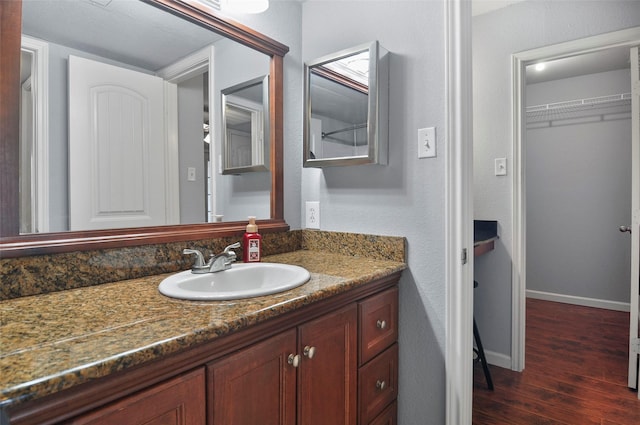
(303, 345), (316, 359)
(376, 319), (387, 330)
(288, 354), (300, 368)
(376, 380), (386, 390)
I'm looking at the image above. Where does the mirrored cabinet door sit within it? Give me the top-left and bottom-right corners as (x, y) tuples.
(221, 75), (270, 174)
(303, 41), (389, 167)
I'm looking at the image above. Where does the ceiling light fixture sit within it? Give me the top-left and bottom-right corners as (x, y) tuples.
(535, 62), (546, 72)
(220, 0), (269, 14)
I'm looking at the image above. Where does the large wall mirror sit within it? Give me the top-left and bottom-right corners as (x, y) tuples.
(303, 41), (389, 167)
(0, 0), (288, 257)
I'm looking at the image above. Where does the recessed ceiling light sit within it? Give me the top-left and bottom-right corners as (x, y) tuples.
(535, 62), (546, 72)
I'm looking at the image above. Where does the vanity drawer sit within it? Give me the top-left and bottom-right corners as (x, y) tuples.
(358, 343), (398, 425)
(368, 400), (397, 425)
(359, 287), (398, 365)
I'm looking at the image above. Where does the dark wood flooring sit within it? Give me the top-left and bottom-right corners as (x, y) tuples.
(473, 298), (640, 424)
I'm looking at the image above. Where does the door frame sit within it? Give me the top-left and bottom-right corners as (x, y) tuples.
(157, 45), (215, 224)
(445, 0), (474, 424)
(511, 27), (640, 372)
(20, 35), (49, 233)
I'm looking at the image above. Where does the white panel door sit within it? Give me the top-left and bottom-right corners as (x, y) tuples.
(628, 46), (640, 393)
(69, 56), (168, 230)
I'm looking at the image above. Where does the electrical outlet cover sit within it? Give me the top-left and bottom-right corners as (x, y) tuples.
(305, 201), (320, 229)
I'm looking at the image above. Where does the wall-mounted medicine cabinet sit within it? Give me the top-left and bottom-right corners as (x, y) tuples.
(222, 75), (270, 174)
(303, 41), (389, 167)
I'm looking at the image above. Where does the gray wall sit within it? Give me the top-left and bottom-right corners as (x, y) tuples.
(526, 69), (632, 303)
(219, 3), (304, 230)
(178, 75), (207, 224)
(213, 38), (271, 222)
(473, 1), (640, 363)
(300, 2), (446, 423)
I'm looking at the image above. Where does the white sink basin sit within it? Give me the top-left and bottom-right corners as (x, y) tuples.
(158, 263), (311, 301)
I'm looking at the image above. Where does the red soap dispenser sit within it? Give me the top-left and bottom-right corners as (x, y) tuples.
(243, 216), (262, 262)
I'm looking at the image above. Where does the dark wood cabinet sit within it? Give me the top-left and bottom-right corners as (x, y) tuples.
(297, 305), (357, 425)
(68, 368), (205, 425)
(6, 273), (401, 425)
(208, 329), (297, 425)
(208, 305), (357, 425)
(368, 401), (397, 425)
(358, 288), (399, 425)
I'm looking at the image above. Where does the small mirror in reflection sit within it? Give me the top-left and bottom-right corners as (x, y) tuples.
(221, 75), (270, 174)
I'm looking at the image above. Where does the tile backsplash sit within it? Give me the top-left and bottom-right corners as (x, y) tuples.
(1, 230), (405, 300)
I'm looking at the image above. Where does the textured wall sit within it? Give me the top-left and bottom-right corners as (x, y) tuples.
(473, 0), (640, 362)
(300, 2), (447, 423)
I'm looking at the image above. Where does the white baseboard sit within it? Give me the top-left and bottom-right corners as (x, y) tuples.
(482, 349), (511, 369)
(526, 289), (630, 312)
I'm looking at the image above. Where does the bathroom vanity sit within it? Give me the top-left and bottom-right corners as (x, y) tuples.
(1, 249), (404, 425)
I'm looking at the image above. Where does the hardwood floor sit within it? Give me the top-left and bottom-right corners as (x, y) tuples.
(473, 298), (640, 424)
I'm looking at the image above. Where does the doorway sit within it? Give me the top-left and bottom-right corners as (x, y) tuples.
(511, 29), (640, 388)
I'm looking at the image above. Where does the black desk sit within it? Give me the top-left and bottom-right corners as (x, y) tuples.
(474, 220), (498, 257)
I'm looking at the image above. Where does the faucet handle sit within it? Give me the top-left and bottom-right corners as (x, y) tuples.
(183, 248), (209, 273)
(224, 242), (241, 254)
(223, 242), (241, 261)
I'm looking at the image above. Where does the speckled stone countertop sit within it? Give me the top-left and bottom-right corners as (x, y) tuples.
(0, 249), (405, 411)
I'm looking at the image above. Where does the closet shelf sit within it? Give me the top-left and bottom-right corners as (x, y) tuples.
(526, 93), (631, 122)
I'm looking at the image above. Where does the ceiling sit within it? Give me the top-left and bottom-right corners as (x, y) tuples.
(22, 0), (633, 88)
(22, 0), (224, 72)
(525, 46), (631, 85)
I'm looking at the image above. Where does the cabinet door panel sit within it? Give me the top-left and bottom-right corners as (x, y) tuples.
(69, 368), (205, 425)
(298, 305), (357, 425)
(208, 329), (297, 425)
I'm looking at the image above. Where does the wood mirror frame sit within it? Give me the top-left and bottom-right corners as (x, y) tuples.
(0, 0), (289, 258)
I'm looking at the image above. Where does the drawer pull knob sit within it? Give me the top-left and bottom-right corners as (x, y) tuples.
(376, 320), (387, 329)
(303, 345), (316, 359)
(288, 354), (300, 368)
(376, 380), (386, 390)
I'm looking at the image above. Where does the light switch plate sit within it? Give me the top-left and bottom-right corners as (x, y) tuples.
(187, 167), (196, 181)
(495, 158), (507, 176)
(418, 127), (436, 158)
(305, 201), (320, 229)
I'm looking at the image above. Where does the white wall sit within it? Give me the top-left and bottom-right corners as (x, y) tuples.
(526, 69), (632, 305)
(473, 1), (640, 361)
(300, 2), (446, 423)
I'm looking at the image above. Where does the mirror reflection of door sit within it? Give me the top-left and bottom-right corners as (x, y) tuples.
(68, 55), (174, 231)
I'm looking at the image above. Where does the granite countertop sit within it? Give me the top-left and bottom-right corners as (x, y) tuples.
(0, 250), (405, 411)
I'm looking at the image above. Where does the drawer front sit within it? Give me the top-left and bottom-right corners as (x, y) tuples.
(359, 287), (398, 365)
(358, 344), (398, 425)
(368, 401), (397, 425)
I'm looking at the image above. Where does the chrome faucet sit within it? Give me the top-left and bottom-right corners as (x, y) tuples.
(183, 242), (240, 274)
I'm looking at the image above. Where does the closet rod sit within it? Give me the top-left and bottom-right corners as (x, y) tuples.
(322, 123), (367, 139)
